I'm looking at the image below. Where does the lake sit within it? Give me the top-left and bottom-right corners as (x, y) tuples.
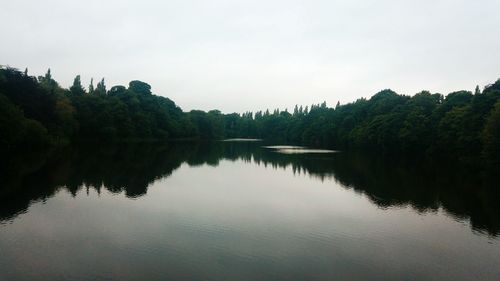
(0, 142), (499, 281)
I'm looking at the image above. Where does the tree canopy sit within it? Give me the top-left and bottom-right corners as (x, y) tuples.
(1, 66), (499, 168)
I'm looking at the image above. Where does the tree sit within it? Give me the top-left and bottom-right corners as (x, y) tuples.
(129, 80), (151, 95)
(94, 78), (106, 95)
(482, 100), (500, 166)
(89, 78), (94, 94)
(70, 75), (85, 96)
(45, 68), (52, 80)
(38, 68), (58, 90)
(475, 85), (481, 95)
(0, 94), (48, 145)
(108, 85), (127, 96)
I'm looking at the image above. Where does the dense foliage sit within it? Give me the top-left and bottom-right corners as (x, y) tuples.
(1, 66), (499, 165)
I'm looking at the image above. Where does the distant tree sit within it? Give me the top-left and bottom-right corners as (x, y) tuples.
(129, 80), (151, 95)
(69, 75), (85, 96)
(482, 100), (500, 165)
(108, 85), (127, 96)
(89, 78), (94, 94)
(38, 68), (58, 90)
(475, 85), (481, 95)
(0, 94), (49, 145)
(94, 78), (106, 95)
(45, 68), (52, 80)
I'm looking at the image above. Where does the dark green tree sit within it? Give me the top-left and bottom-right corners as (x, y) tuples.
(94, 78), (106, 95)
(70, 75), (85, 96)
(129, 80), (152, 95)
(475, 85), (481, 95)
(482, 100), (500, 166)
(89, 78), (95, 94)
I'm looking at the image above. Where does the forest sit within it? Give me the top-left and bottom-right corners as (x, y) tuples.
(1, 66), (499, 166)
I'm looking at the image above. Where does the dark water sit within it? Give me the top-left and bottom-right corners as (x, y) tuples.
(0, 142), (499, 281)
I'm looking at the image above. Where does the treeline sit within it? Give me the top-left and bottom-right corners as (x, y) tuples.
(0, 67), (197, 144)
(1, 66), (500, 165)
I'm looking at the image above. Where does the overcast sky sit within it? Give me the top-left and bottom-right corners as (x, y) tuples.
(1, 0), (499, 113)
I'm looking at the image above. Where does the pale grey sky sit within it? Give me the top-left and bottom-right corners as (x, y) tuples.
(1, 0), (499, 113)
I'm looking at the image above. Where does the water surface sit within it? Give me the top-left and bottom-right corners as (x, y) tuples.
(0, 142), (499, 281)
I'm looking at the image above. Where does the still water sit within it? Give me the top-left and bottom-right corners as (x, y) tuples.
(0, 142), (499, 281)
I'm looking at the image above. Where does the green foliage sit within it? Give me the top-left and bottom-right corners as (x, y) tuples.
(0, 93), (49, 146)
(188, 110), (224, 139)
(482, 100), (500, 166)
(69, 75), (85, 96)
(1, 66), (499, 167)
(94, 78), (106, 95)
(129, 80), (152, 95)
(88, 78), (94, 94)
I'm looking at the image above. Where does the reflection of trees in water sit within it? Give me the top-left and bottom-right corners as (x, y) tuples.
(0, 142), (498, 236)
(252, 148), (499, 237)
(0, 143), (195, 222)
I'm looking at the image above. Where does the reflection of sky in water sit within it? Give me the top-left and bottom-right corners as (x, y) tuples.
(275, 149), (337, 154)
(0, 159), (498, 281)
(264, 145), (338, 154)
(222, 139), (263, 142)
